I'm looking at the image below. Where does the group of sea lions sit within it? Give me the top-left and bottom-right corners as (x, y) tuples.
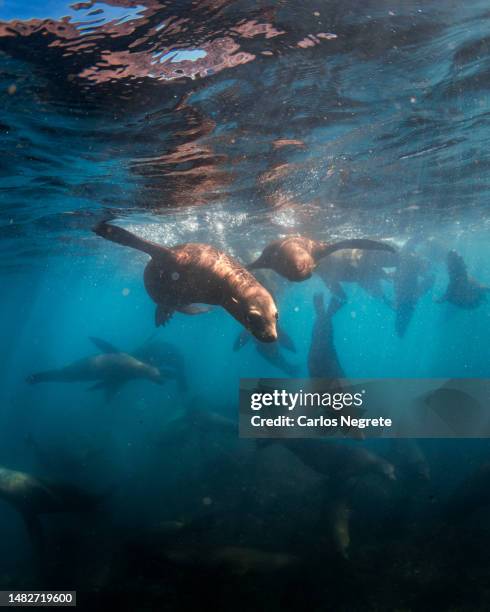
(94, 221), (489, 342)
(13, 223), (489, 568)
(25, 224), (488, 397)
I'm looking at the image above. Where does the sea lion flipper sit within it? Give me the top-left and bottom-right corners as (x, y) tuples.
(327, 297), (344, 318)
(313, 293), (325, 315)
(155, 304), (174, 327)
(328, 281), (347, 302)
(277, 327), (296, 353)
(317, 239), (396, 259)
(233, 330), (250, 351)
(89, 337), (120, 353)
(177, 304), (213, 315)
(94, 222), (174, 262)
(447, 250), (467, 282)
(86, 381), (122, 401)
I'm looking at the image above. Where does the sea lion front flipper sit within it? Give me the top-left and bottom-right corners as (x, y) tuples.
(233, 330), (251, 351)
(87, 381), (122, 402)
(155, 304), (174, 327)
(316, 239), (396, 260)
(177, 304), (213, 315)
(93, 222), (175, 262)
(277, 326), (297, 353)
(89, 337), (121, 354)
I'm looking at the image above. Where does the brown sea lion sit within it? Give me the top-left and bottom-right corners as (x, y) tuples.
(437, 250), (489, 309)
(0, 465), (102, 557)
(248, 235), (396, 282)
(316, 248), (397, 303)
(26, 337), (172, 402)
(94, 222), (278, 342)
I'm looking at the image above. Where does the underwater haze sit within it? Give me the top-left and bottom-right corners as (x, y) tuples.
(1, 0), (490, 610)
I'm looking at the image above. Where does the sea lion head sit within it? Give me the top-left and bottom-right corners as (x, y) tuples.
(281, 245), (316, 281)
(229, 291), (278, 343)
(144, 365), (166, 384)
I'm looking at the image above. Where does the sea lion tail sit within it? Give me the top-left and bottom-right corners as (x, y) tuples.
(93, 222), (173, 260)
(317, 239), (396, 259)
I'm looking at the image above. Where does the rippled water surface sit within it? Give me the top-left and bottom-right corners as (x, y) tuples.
(2, 0), (490, 265)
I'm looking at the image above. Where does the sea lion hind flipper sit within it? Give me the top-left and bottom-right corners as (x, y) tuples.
(327, 297), (345, 318)
(89, 337), (121, 354)
(317, 239), (396, 259)
(93, 222), (174, 261)
(313, 293), (325, 315)
(155, 304), (174, 327)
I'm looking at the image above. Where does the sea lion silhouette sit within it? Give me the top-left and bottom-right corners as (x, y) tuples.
(437, 250), (489, 309)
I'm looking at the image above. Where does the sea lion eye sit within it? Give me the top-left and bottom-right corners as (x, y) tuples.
(246, 311), (262, 323)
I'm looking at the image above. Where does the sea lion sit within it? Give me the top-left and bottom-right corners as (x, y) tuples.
(308, 294), (345, 380)
(94, 222), (278, 342)
(158, 400), (238, 448)
(316, 248), (397, 303)
(0, 465), (101, 555)
(248, 235), (396, 282)
(26, 337), (172, 402)
(90, 335), (188, 392)
(393, 249), (435, 337)
(436, 250), (489, 309)
(277, 439), (396, 484)
(233, 325), (299, 377)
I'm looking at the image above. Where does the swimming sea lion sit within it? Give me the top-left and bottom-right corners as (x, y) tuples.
(393, 249), (435, 337)
(26, 337), (171, 402)
(92, 335), (188, 392)
(248, 235), (396, 282)
(308, 294), (345, 380)
(94, 222), (278, 342)
(277, 439), (396, 484)
(0, 465), (101, 555)
(437, 250), (489, 309)
(316, 248), (397, 302)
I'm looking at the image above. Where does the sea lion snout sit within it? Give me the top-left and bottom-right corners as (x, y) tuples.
(248, 315), (278, 343)
(256, 328), (278, 343)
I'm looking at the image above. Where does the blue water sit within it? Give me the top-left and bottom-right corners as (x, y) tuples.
(1, 0), (490, 609)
